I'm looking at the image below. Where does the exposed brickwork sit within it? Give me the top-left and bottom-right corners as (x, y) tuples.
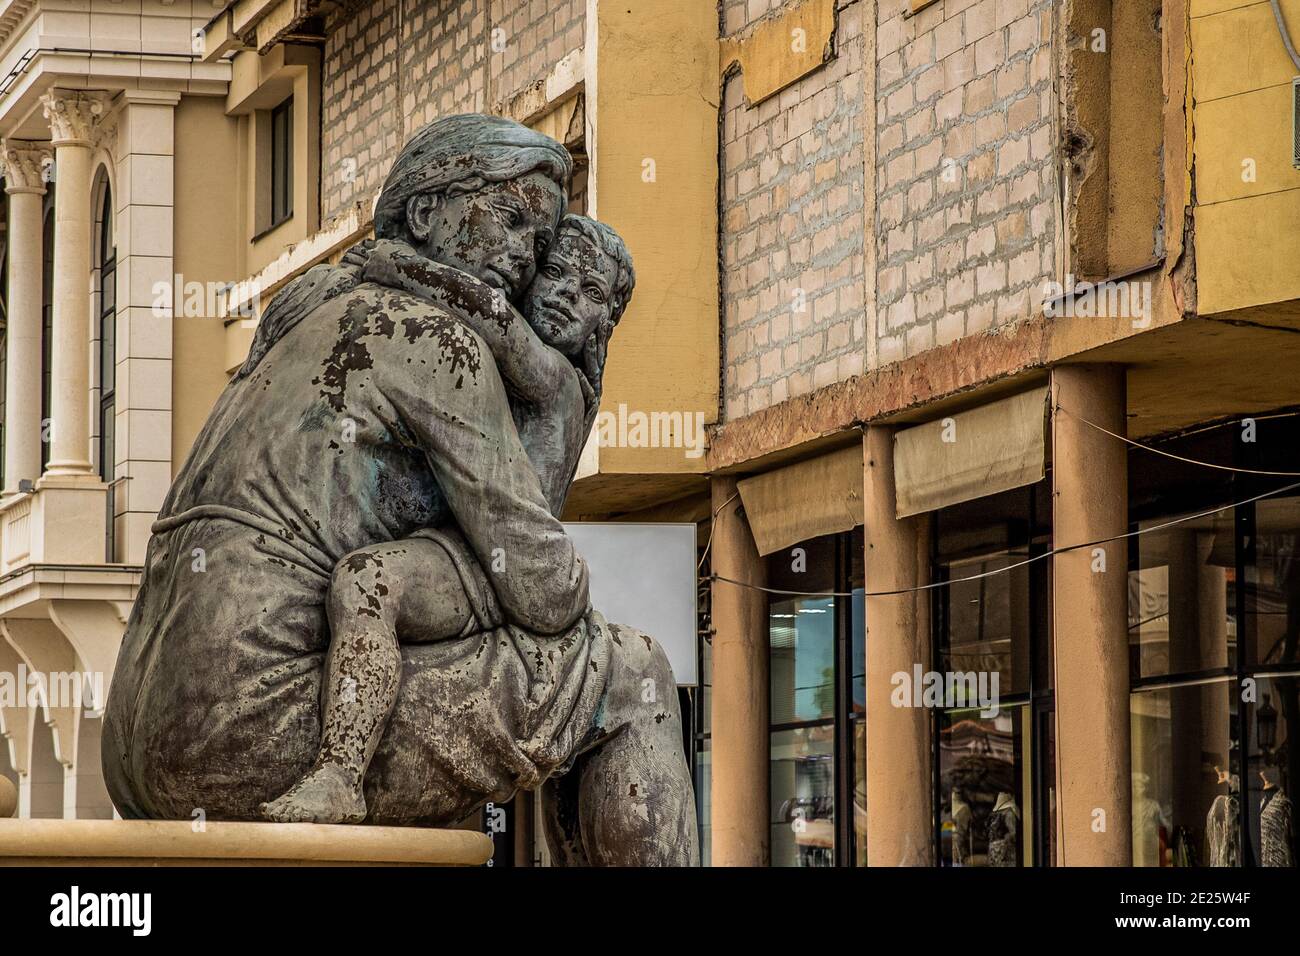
(321, 0), (582, 226)
(321, 0), (406, 225)
(488, 0), (584, 105)
(720, 0), (867, 422)
(722, 0), (788, 35)
(874, 0), (1057, 364)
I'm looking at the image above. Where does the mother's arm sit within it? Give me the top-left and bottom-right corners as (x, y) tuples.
(390, 324), (589, 636)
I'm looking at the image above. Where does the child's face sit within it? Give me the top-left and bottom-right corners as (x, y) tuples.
(521, 232), (618, 358)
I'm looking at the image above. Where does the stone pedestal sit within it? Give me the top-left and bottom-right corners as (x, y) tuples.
(0, 819), (493, 866)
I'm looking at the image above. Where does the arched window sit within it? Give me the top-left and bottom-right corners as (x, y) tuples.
(40, 193), (53, 472)
(98, 185), (115, 485)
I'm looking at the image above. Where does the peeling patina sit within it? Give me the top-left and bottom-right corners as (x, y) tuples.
(102, 114), (697, 867)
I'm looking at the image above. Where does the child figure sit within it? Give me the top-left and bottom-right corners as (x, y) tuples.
(261, 215), (634, 824)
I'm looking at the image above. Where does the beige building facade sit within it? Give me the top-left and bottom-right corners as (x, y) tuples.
(1, 0), (1297, 871)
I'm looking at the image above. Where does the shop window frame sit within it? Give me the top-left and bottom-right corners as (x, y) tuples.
(1128, 412), (1300, 867)
(930, 480), (1056, 867)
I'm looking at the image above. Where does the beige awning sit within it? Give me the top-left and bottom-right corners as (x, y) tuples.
(893, 386), (1049, 518)
(736, 444), (864, 556)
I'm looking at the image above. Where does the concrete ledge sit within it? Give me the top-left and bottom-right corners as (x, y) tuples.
(0, 819), (493, 867)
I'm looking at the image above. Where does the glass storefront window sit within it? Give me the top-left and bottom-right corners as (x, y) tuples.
(1247, 499), (1300, 669)
(1129, 513), (1235, 681)
(1130, 679), (1235, 866)
(770, 725), (835, 867)
(1128, 416), (1300, 867)
(938, 704), (1031, 866)
(763, 531), (865, 866)
(933, 482), (1053, 866)
(770, 595), (835, 724)
(695, 738), (712, 868)
(940, 552), (1032, 697)
(1246, 674), (1299, 867)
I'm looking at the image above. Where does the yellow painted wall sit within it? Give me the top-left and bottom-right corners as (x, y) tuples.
(232, 47), (322, 278)
(1192, 0), (1300, 313)
(589, 0), (720, 477)
(172, 96), (243, 475)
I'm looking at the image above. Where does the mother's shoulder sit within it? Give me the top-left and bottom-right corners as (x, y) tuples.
(332, 280), (502, 392)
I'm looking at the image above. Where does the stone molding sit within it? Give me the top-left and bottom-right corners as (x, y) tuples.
(40, 90), (110, 148)
(0, 140), (51, 194)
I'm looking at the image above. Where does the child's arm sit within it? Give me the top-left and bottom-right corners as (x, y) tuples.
(359, 239), (570, 404)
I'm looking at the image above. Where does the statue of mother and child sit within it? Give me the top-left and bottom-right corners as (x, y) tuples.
(102, 114), (699, 867)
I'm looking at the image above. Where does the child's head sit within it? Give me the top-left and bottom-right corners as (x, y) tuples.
(521, 214), (634, 359)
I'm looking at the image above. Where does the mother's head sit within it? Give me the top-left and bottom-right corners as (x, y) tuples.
(373, 114), (572, 301)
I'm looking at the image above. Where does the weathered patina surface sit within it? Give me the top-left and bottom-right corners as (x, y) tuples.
(102, 114), (698, 866)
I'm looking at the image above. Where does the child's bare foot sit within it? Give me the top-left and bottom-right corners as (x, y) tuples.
(260, 763), (367, 824)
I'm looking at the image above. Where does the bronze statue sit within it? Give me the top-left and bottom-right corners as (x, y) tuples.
(102, 114), (699, 866)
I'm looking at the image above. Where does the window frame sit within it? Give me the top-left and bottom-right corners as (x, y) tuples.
(930, 480), (1056, 867)
(268, 96), (294, 231)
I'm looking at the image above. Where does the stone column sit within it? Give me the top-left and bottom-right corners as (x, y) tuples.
(39, 91), (105, 479)
(1, 141), (51, 493)
(709, 476), (769, 866)
(863, 426), (933, 866)
(1051, 364), (1131, 865)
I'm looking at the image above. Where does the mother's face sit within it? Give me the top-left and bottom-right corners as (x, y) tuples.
(406, 171), (563, 301)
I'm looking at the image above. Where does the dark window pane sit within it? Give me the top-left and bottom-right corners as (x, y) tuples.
(100, 405), (114, 483)
(1129, 511), (1235, 680)
(1246, 498), (1300, 669)
(766, 534), (836, 593)
(270, 99), (293, 226)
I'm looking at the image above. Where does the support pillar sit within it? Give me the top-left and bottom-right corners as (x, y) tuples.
(39, 91), (104, 479)
(709, 476), (768, 866)
(1, 142), (50, 494)
(864, 426), (933, 866)
(1051, 363), (1130, 865)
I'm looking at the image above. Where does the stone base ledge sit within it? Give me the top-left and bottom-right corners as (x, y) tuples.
(0, 819), (492, 867)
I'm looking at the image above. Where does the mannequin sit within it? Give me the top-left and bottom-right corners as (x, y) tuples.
(1132, 772), (1170, 866)
(1259, 767), (1295, 868)
(1205, 766), (1240, 867)
(986, 791), (1020, 867)
(951, 790), (973, 866)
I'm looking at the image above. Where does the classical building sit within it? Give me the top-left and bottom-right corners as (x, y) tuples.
(1, 0), (1298, 870)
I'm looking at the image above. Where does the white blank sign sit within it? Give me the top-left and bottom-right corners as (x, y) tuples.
(562, 522), (698, 686)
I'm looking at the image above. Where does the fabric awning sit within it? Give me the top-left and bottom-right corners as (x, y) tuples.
(736, 443), (864, 556)
(893, 386), (1049, 518)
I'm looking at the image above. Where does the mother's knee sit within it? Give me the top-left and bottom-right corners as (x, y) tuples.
(603, 625), (679, 724)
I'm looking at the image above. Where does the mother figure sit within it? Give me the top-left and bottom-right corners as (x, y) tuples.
(101, 114), (698, 866)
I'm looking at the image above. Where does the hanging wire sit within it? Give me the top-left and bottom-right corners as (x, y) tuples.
(697, 490), (739, 571)
(700, 400), (1300, 598)
(1055, 403), (1300, 477)
(707, 478), (1300, 598)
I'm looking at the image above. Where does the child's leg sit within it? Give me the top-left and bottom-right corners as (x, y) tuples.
(261, 538), (474, 823)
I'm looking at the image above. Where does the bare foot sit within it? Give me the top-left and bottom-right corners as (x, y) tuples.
(260, 764), (368, 824)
